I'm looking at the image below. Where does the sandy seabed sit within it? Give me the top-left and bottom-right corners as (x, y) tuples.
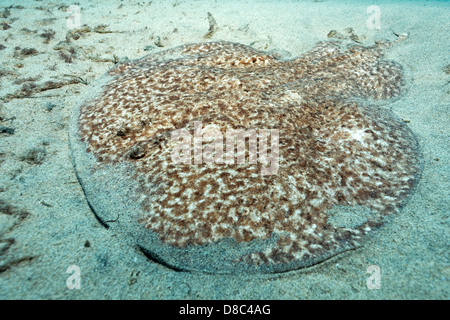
(0, 0), (448, 299)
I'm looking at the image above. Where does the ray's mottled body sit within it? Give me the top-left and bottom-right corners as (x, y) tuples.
(72, 35), (420, 273)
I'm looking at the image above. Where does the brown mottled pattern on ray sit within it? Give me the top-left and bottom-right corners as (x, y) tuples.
(77, 38), (420, 267)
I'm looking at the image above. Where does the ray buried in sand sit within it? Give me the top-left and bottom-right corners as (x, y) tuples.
(170, 121), (279, 175)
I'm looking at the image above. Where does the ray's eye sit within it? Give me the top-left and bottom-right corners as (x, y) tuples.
(129, 143), (146, 159)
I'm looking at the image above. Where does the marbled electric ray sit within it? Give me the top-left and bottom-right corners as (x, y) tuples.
(70, 35), (421, 273)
